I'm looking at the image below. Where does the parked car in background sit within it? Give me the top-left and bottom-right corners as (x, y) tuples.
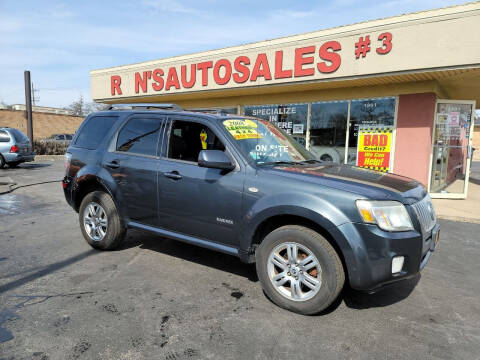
(0, 127), (35, 168)
(309, 145), (357, 163)
(45, 133), (74, 144)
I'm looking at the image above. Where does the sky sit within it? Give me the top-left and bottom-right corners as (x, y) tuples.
(0, 0), (469, 108)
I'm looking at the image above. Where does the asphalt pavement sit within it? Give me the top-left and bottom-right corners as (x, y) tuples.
(1, 160), (479, 360)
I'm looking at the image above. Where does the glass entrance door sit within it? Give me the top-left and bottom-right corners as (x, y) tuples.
(429, 100), (476, 199)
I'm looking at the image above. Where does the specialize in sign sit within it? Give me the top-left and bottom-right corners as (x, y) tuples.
(107, 33), (393, 96)
(356, 127), (393, 172)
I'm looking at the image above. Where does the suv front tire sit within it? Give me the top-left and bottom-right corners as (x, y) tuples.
(256, 225), (345, 315)
(79, 191), (126, 250)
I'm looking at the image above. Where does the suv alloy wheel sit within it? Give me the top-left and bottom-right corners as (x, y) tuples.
(79, 191), (126, 250)
(256, 225), (345, 315)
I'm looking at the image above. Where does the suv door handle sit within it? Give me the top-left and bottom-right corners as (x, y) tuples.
(164, 171), (182, 180)
(105, 160), (120, 169)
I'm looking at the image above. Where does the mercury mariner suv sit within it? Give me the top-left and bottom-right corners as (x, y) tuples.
(63, 103), (439, 314)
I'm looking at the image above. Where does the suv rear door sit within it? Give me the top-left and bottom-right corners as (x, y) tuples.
(157, 116), (244, 246)
(102, 114), (166, 226)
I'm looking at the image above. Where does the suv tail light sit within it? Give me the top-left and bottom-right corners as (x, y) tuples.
(65, 152), (72, 173)
(9, 145), (19, 153)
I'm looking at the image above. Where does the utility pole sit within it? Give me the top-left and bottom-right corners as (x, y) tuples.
(24, 70), (34, 144)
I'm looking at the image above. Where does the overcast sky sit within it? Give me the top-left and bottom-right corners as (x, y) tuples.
(0, 0), (467, 108)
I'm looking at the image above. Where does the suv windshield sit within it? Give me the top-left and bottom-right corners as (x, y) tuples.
(222, 118), (315, 165)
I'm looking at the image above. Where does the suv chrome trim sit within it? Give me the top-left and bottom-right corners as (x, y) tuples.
(128, 221), (239, 256)
(411, 195), (436, 236)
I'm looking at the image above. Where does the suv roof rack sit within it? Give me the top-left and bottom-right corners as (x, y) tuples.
(188, 108), (232, 116)
(107, 103), (183, 111)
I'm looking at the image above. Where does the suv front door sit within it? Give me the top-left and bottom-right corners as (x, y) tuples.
(157, 117), (244, 247)
(102, 114), (165, 226)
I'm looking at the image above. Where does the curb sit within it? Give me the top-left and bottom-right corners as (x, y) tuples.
(34, 155), (65, 160)
(436, 215), (480, 224)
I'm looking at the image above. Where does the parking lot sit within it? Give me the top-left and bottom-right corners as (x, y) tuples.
(1, 160), (480, 360)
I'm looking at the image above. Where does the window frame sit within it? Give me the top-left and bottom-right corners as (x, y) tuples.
(114, 114), (166, 159)
(162, 116), (239, 169)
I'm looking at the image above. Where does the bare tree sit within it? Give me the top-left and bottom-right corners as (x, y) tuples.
(85, 102), (109, 114)
(66, 95), (86, 116)
(66, 96), (109, 116)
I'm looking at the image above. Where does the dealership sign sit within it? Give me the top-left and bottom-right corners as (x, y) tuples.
(90, 8), (480, 101)
(107, 34), (391, 97)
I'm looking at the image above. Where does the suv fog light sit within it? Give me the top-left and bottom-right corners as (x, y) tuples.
(392, 256), (404, 274)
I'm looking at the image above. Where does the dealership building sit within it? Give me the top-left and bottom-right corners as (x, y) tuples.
(90, 2), (480, 199)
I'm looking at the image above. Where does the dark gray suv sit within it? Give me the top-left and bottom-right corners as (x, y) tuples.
(63, 104), (439, 314)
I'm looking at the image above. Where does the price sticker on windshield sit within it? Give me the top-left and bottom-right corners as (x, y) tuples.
(223, 119), (262, 140)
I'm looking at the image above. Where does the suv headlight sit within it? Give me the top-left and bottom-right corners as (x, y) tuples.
(356, 200), (413, 232)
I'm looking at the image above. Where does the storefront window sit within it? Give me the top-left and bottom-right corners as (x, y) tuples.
(244, 104), (308, 146)
(220, 107), (238, 115)
(242, 98), (397, 171)
(347, 97), (396, 170)
(309, 101), (348, 163)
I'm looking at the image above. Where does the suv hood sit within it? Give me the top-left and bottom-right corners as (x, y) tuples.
(264, 163), (426, 204)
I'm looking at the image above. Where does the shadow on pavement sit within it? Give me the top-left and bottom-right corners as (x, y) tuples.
(119, 231), (258, 282)
(3, 162), (53, 170)
(119, 231), (420, 312)
(0, 249), (98, 294)
(343, 274), (420, 309)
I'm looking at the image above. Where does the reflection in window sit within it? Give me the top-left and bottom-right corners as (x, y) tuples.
(309, 101), (348, 163)
(244, 104), (308, 146)
(117, 118), (162, 156)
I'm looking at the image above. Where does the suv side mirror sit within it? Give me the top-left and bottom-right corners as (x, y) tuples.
(198, 150), (235, 171)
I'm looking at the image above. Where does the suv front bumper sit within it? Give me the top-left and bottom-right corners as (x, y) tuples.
(335, 221), (439, 291)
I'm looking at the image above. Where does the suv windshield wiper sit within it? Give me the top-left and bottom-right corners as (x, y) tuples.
(257, 160), (300, 166)
(297, 159), (322, 164)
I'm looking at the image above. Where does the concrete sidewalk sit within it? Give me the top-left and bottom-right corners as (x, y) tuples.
(433, 180), (480, 224)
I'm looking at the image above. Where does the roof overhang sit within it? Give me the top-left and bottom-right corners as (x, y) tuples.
(91, 2), (480, 106)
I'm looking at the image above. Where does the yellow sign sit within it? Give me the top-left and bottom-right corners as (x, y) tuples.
(200, 129), (208, 149)
(357, 127), (393, 172)
(223, 119), (262, 140)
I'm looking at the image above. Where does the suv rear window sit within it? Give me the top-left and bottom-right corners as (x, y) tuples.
(75, 116), (117, 149)
(10, 129), (29, 143)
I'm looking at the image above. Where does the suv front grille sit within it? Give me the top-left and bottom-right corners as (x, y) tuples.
(411, 195), (436, 236)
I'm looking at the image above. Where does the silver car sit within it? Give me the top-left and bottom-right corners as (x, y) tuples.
(45, 133), (74, 145)
(0, 127), (35, 168)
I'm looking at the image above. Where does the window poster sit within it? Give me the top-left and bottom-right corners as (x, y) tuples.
(356, 126), (393, 172)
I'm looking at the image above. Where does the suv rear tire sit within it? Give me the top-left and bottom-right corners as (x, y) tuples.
(79, 191), (126, 250)
(0, 155), (5, 168)
(256, 225), (345, 315)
